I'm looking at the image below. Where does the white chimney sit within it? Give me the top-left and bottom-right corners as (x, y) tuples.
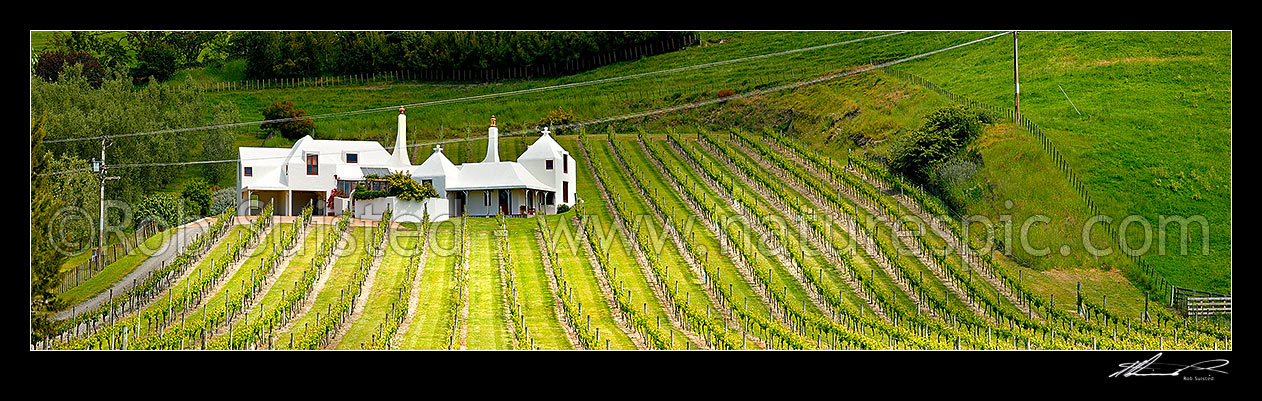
(483, 115), (500, 163)
(391, 107), (409, 168)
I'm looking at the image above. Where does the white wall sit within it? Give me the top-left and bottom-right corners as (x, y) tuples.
(354, 197), (391, 220)
(520, 152), (576, 208)
(394, 198), (449, 223)
(354, 196), (449, 222)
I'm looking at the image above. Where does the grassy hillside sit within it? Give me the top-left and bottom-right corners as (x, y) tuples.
(896, 31), (1231, 294)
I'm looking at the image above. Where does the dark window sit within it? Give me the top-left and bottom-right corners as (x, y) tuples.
(306, 154), (318, 175)
(563, 154), (568, 173)
(545, 160), (553, 170)
(422, 179), (432, 187)
(243, 167), (252, 177)
(346, 153), (358, 163)
(562, 181), (569, 203)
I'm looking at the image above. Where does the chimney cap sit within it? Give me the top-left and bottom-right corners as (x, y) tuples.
(490, 115), (496, 127)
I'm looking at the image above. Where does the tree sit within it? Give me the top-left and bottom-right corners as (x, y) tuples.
(164, 31), (223, 66)
(45, 153), (99, 250)
(32, 66), (238, 204)
(134, 192), (187, 228)
(182, 177), (213, 217)
(48, 31), (132, 70)
(131, 42), (178, 83)
(33, 51), (105, 87)
(260, 101), (315, 140)
(32, 112), (69, 338)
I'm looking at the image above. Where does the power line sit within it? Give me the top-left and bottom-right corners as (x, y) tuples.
(36, 32), (1007, 177)
(39, 31), (909, 145)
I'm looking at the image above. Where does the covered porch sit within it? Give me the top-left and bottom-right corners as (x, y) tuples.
(451, 187), (553, 218)
(240, 188), (328, 216)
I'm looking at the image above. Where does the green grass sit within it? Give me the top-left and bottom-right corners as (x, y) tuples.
(898, 31), (1231, 294)
(401, 220), (458, 349)
(622, 138), (776, 324)
(588, 141), (717, 316)
(182, 221), (290, 332)
(335, 230), (419, 349)
(505, 217), (574, 349)
(544, 213), (637, 350)
(56, 226), (182, 305)
(278, 226), (371, 346)
(464, 218), (512, 349)
(249, 223), (330, 325)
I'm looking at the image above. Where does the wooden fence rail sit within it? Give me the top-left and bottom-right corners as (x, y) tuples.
(56, 222), (158, 295)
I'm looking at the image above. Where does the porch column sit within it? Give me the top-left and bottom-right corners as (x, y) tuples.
(285, 190), (292, 216)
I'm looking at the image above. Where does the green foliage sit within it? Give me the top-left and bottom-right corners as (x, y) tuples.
(31, 113), (69, 331)
(890, 106), (986, 179)
(537, 106), (575, 134)
(386, 171), (437, 201)
(227, 31), (694, 79)
(555, 204), (570, 214)
(131, 42), (178, 83)
(134, 192), (187, 227)
(181, 177), (213, 217)
(44, 31), (132, 70)
(211, 187), (239, 215)
(44, 153), (98, 249)
(260, 100), (315, 140)
(33, 51), (105, 87)
(31, 66), (238, 203)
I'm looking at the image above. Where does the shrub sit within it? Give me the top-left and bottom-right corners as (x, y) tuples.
(386, 171), (438, 201)
(261, 100), (316, 140)
(134, 192), (187, 228)
(556, 204), (571, 214)
(717, 89), (735, 98)
(353, 189), (387, 200)
(890, 106), (986, 179)
(211, 187), (239, 215)
(537, 106), (575, 134)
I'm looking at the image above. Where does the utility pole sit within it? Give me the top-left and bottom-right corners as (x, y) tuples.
(1014, 31), (1021, 124)
(92, 137), (121, 272)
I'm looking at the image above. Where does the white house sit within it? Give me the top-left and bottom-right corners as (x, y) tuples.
(237, 109), (576, 221)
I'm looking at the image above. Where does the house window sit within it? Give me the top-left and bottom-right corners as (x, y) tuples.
(545, 160), (553, 170)
(563, 154), (568, 173)
(306, 154), (318, 175)
(562, 181), (569, 203)
(346, 153), (358, 163)
(422, 179), (433, 187)
(243, 167), (253, 177)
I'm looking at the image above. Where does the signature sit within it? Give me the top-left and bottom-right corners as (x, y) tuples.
(1110, 353), (1229, 378)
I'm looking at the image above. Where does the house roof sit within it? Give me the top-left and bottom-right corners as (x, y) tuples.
(412, 147), (461, 179)
(445, 161), (554, 192)
(517, 132), (566, 161)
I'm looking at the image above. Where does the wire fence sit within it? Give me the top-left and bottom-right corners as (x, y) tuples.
(878, 66), (1197, 307)
(180, 33), (701, 93)
(55, 221), (159, 295)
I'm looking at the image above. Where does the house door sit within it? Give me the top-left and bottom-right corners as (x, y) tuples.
(498, 190), (510, 215)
